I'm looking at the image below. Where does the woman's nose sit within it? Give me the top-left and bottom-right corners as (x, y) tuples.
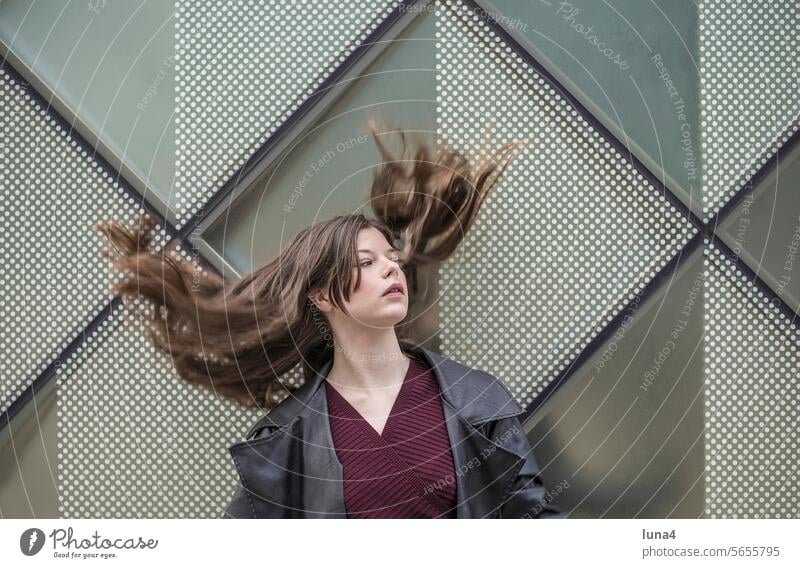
(383, 260), (399, 278)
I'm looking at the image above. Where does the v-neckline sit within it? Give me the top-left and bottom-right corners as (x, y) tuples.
(325, 357), (418, 439)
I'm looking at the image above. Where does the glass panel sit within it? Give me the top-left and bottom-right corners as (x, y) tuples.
(526, 246), (706, 518)
(489, 0), (702, 214)
(201, 8), (437, 273)
(0, 0), (176, 215)
(718, 139), (800, 314)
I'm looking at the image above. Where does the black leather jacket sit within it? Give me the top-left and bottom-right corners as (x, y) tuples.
(223, 344), (565, 519)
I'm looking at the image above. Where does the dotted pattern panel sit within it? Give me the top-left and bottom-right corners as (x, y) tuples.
(434, 1), (697, 407)
(173, 0), (400, 228)
(699, 0), (800, 220)
(0, 68), (143, 416)
(55, 299), (267, 518)
(703, 242), (800, 518)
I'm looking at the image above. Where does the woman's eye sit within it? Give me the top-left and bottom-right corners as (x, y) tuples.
(359, 257), (400, 267)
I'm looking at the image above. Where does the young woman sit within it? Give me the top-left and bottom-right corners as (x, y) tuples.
(95, 122), (565, 519)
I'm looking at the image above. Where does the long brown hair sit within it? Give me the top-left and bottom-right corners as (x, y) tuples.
(94, 121), (524, 411)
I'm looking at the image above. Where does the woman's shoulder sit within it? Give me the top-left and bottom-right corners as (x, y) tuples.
(414, 347), (525, 421)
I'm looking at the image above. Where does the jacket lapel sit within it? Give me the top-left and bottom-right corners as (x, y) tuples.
(229, 373), (346, 518)
(418, 347), (529, 518)
(439, 397), (526, 518)
(229, 343), (527, 518)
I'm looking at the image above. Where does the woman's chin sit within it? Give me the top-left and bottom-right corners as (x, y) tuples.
(368, 308), (408, 328)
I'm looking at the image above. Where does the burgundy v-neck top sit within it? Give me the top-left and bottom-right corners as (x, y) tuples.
(324, 356), (458, 518)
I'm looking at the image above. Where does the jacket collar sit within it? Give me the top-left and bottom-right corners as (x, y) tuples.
(251, 342), (523, 435)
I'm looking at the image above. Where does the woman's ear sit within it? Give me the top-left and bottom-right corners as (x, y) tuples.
(308, 290), (331, 313)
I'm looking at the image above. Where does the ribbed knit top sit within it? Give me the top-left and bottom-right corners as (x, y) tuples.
(324, 356), (457, 518)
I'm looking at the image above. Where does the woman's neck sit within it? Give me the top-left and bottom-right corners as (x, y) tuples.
(325, 331), (411, 392)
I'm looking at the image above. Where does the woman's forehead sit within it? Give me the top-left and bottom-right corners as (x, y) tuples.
(357, 226), (391, 248)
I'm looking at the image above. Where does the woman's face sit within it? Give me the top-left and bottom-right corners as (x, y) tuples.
(320, 226), (409, 331)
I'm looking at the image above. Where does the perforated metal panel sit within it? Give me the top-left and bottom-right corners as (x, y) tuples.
(699, 0), (800, 219)
(55, 300), (267, 517)
(703, 241), (800, 518)
(718, 140), (800, 315)
(0, 68), (142, 416)
(435, 0), (697, 406)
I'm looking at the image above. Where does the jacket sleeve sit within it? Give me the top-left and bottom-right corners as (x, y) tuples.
(221, 483), (256, 519)
(490, 414), (567, 519)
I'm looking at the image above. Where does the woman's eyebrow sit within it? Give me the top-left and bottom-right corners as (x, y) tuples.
(357, 248), (399, 254)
